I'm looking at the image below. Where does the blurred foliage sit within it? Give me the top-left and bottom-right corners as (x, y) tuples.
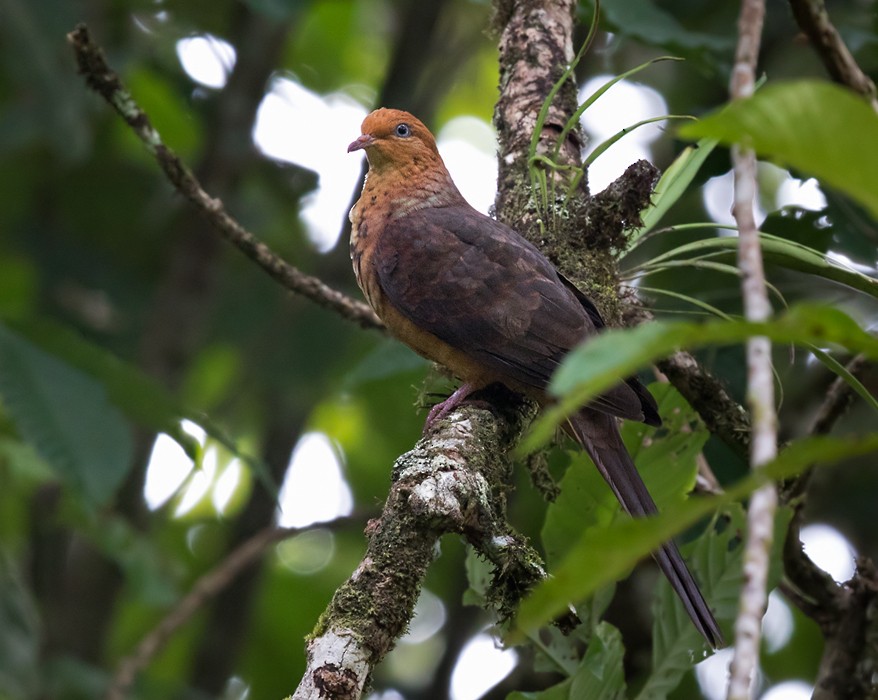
(0, 0), (876, 699)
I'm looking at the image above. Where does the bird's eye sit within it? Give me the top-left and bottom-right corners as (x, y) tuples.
(395, 123), (411, 137)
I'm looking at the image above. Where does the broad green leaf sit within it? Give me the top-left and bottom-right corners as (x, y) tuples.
(530, 621), (589, 677)
(515, 432), (878, 636)
(522, 304), (878, 452)
(569, 622), (626, 700)
(0, 323), (133, 506)
(508, 682), (573, 700)
(639, 505), (791, 699)
(463, 545), (493, 608)
(0, 553), (40, 699)
(4, 316), (278, 499)
(509, 623), (626, 700)
(589, 0), (733, 56)
(629, 138), (719, 245)
(542, 385), (704, 568)
(680, 81), (878, 220)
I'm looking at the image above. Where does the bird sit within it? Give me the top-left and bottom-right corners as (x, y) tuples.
(347, 107), (723, 648)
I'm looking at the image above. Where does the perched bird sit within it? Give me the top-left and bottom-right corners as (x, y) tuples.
(347, 108), (722, 647)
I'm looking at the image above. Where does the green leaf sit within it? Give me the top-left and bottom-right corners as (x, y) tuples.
(0, 552), (40, 699)
(0, 323), (133, 506)
(569, 622), (626, 700)
(463, 545), (493, 607)
(585, 115), (695, 170)
(543, 385), (704, 567)
(530, 621), (589, 677)
(509, 623), (626, 700)
(555, 56), (684, 159)
(629, 138), (719, 245)
(680, 80), (878, 220)
(4, 316), (278, 499)
(522, 304), (878, 452)
(638, 505), (792, 699)
(514, 432), (878, 637)
(632, 230), (878, 300)
(591, 0), (734, 55)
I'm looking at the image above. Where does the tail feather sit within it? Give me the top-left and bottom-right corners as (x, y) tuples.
(568, 410), (724, 648)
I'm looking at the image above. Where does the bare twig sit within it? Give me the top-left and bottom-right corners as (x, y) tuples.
(726, 1), (778, 698)
(788, 0), (878, 112)
(106, 518), (358, 700)
(657, 350), (751, 460)
(809, 354), (870, 437)
(66, 24), (382, 332)
(781, 354), (869, 620)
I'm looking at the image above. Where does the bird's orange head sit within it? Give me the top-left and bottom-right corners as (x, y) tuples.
(348, 108), (443, 174)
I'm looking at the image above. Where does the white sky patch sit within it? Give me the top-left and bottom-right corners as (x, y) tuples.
(144, 420), (204, 510)
(827, 250), (877, 273)
(763, 590), (795, 653)
(253, 78), (367, 251)
(276, 432), (353, 528)
(436, 116), (498, 215)
(776, 176), (826, 211)
(704, 166), (828, 228)
(801, 523), (856, 583)
(176, 34), (236, 89)
(276, 528), (336, 575)
(450, 632), (517, 700)
(703, 169), (769, 227)
(366, 692), (405, 700)
(400, 588), (447, 645)
(212, 458), (242, 514)
(174, 445), (217, 516)
(579, 76), (668, 192)
(761, 680), (814, 700)
(695, 647), (761, 700)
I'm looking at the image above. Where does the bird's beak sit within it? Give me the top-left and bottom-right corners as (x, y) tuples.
(347, 134), (375, 153)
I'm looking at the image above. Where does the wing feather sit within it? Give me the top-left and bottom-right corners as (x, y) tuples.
(374, 205), (655, 424)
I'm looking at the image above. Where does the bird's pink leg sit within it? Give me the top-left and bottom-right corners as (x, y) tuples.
(423, 382), (478, 434)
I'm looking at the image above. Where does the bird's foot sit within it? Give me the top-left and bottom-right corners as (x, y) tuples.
(423, 383), (478, 435)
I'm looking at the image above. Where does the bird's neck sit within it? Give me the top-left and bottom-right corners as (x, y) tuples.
(363, 157), (466, 218)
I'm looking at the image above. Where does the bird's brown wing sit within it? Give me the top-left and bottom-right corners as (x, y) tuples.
(374, 204), (655, 424)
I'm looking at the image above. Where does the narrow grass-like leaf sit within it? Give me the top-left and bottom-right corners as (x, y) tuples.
(528, 0), (599, 209)
(520, 304), (878, 453)
(629, 138), (719, 246)
(584, 115), (694, 169)
(808, 346), (878, 414)
(554, 56), (684, 160)
(633, 286), (733, 320)
(514, 432), (878, 637)
(680, 80), (878, 219)
(631, 230), (878, 299)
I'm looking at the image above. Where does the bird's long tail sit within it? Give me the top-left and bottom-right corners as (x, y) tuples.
(567, 409), (724, 648)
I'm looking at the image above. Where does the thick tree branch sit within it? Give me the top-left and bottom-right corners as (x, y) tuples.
(780, 354), (878, 699)
(66, 24), (381, 332)
(727, 0), (777, 697)
(292, 395), (546, 700)
(787, 0), (878, 112)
